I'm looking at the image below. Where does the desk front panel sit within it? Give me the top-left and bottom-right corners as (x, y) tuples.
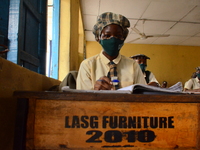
(25, 99), (199, 149)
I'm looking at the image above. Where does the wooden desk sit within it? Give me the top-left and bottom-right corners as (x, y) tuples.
(14, 91), (200, 150)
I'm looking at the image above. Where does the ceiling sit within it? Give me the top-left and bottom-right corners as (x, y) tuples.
(80, 0), (200, 46)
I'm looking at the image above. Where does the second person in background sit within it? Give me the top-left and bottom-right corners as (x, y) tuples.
(130, 54), (160, 87)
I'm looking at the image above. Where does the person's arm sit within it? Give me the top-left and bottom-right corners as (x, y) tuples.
(76, 61), (93, 90)
(148, 82), (159, 87)
(134, 62), (147, 85)
(184, 79), (200, 92)
(148, 72), (159, 87)
(183, 79), (197, 92)
(76, 60), (113, 90)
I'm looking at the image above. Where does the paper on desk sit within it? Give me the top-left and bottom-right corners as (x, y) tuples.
(62, 82), (183, 94)
(61, 86), (131, 94)
(118, 82), (183, 94)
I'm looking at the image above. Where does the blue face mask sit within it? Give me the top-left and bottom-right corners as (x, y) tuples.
(139, 64), (147, 72)
(100, 37), (124, 56)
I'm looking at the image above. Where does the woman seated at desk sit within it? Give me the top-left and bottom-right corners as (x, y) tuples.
(76, 12), (146, 90)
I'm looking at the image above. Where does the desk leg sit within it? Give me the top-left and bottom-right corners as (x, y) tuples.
(13, 98), (29, 150)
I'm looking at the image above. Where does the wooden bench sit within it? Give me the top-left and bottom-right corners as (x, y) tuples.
(13, 91), (200, 150)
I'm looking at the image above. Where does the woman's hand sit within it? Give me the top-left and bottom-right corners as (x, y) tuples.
(148, 82), (159, 87)
(94, 76), (113, 90)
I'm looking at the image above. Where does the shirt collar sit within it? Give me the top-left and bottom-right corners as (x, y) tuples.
(100, 50), (121, 65)
(143, 71), (146, 77)
(195, 77), (200, 83)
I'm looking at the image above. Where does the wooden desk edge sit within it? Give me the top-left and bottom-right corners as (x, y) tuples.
(13, 91), (200, 103)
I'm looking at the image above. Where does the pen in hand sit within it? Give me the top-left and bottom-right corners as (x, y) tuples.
(95, 76), (112, 90)
(110, 76), (119, 86)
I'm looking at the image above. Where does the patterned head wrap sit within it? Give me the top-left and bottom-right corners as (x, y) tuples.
(130, 54), (150, 60)
(195, 66), (200, 71)
(93, 12), (130, 41)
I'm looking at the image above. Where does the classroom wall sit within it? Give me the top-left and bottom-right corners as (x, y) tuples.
(0, 57), (61, 150)
(86, 41), (200, 87)
(59, 0), (84, 81)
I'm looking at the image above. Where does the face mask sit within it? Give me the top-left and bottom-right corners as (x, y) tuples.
(197, 73), (200, 79)
(139, 64), (147, 72)
(100, 37), (124, 56)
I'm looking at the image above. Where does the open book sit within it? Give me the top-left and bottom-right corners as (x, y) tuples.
(62, 82), (184, 95)
(118, 82), (183, 94)
(61, 86), (131, 94)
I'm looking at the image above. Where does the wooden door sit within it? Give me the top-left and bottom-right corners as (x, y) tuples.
(8, 0), (47, 74)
